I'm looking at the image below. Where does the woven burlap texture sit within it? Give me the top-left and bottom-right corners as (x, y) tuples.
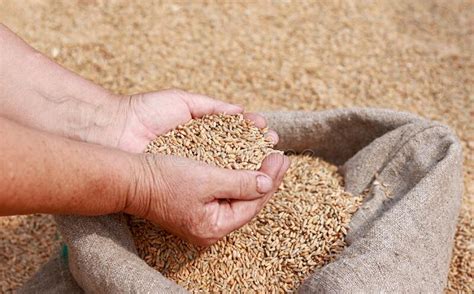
(20, 108), (463, 293)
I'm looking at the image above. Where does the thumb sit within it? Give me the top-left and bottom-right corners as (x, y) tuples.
(206, 167), (274, 201)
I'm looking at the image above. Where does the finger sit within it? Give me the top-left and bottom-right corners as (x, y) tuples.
(279, 155), (291, 182)
(258, 152), (285, 180)
(243, 113), (267, 128)
(243, 113), (278, 144)
(273, 155), (291, 191)
(208, 167), (274, 201)
(216, 197), (262, 236)
(201, 153), (286, 202)
(266, 155), (290, 199)
(178, 91), (243, 118)
(265, 129), (279, 145)
(255, 154), (290, 208)
(214, 154), (288, 236)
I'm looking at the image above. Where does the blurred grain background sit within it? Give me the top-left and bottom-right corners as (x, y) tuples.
(0, 0), (472, 292)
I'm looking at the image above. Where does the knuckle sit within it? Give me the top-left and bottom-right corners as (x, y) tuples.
(186, 218), (202, 236)
(238, 174), (252, 198)
(187, 217), (222, 241)
(208, 222), (221, 239)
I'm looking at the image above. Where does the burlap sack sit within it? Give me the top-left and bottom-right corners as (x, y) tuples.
(20, 108), (463, 293)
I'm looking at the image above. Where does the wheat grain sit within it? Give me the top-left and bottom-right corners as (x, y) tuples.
(129, 114), (362, 292)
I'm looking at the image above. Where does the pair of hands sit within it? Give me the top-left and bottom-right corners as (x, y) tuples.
(0, 24), (289, 246)
(97, 90), (290, 246)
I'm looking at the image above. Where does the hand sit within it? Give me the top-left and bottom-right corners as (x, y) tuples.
(113, 89), (279, 153)
(1, 26), (279, 154)
(0, 24), (291, 242)
(126, 152), (290, 246)
(112, 89), (289, 245)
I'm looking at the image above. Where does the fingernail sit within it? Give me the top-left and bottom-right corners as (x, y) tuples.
(257, 175), (273, 194)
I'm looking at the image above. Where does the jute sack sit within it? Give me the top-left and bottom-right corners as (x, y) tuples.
(21, 108), (463, 293)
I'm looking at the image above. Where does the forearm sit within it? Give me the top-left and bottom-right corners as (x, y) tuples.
(0, 116), (134, 216)
(0, 24), (125, 146)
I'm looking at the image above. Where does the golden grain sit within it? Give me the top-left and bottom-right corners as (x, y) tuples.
(129, 114), (362, 292)
(1, 1), (471, 291)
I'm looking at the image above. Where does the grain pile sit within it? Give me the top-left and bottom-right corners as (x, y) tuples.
(0, 214), (61, 293)
(0, 0), (471, 291)
(129, 114), (362, 292)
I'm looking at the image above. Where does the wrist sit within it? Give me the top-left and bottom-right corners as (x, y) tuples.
(0, 24), (129, 148)
(87, 147), (144, 216)
(0, 116), (141, 216)
(122, 154), (164, 220)
(34, 91), (128, 149)
(69, 93), (129, 148)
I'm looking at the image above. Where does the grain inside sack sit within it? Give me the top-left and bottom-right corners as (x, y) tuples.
(128, 114), (363, 292)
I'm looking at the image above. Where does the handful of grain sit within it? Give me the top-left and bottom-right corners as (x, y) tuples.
(145, 113), (276, 170)
(129, 114), (362, 292)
